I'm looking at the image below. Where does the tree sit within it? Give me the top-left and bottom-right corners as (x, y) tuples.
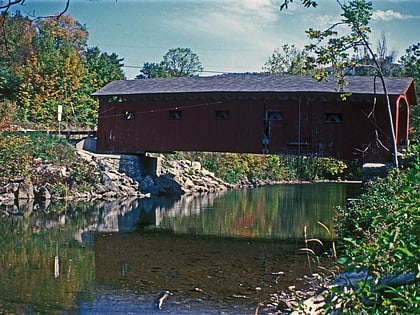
(77, 47), (125, 127)
(263, 44), (312, 75)
(303, 0), (399, 167)
(137, 47), (203, 79)
(0, 0), (71, 17)
(0, 12), (125, 129)
(136, 62), (171, 79)
(162, 47), (203, 77)
(0, 12), (35, 101)
(352, 33), (400, 77)
(16, 15), (88, 126)
(84, 47), (125, 89)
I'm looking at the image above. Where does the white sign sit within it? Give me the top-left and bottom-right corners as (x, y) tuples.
(58, 105), (63, 122)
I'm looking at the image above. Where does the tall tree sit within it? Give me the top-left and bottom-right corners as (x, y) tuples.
(77, 47), (125, 127)
(137, 47), (203, 79)
(352, 33), (400, 77)
(136, 62), (170, 79)
(0, 12), (35, 100)
(303, 0), (399, 167)
(17, 15), (87, 126)
(84, 47), (124, 89)
(162, 47), (203, 77)
(263, 44), (312, 75)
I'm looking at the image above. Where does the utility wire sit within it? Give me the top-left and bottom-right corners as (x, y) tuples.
(98, 100), (223, 119)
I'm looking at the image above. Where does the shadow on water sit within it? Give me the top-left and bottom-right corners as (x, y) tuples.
(0, 183), (360, 314)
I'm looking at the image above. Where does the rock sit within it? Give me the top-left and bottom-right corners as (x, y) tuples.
(292, 270), (417, 315)
(17, 183), (35, 200)
(191, 161), (201, 171)
(35, 186), (51, 200)
(0, 193), (15, 205)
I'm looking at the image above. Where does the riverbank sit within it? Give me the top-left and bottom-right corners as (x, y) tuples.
(0, 142), (239, 210)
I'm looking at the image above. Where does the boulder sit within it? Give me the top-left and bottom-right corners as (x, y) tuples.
(0, 192), (15, 205)
(17, 183), (35, 200)
(35, 186), (51, 200)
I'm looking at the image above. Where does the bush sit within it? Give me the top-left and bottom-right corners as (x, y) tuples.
(0, 133), (32, 184)
(0, 132), (100, 196)
(168, 152), (359, 183)
(333, 147), (420, 314)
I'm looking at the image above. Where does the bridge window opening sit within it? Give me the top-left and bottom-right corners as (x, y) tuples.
(266, 111), (284, 121)
(123, 112), (135, 120)
(215, 110), (229, 120)
(169, 110), (182, 120)
(108, 96), (125, 103)
(325, 113), (342, 123)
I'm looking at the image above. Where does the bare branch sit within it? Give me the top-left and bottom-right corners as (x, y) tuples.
(35, 0), (70, 20)
(1, 0), (71, 19)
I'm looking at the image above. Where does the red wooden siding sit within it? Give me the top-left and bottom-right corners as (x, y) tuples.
(94, 75), (417, 163)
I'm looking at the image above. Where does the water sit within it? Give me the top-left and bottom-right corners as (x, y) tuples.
(0, 183), (360, 314)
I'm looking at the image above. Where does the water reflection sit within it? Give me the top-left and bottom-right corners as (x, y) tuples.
(147, 182), (360, 239)
(0, 183), (360, 314)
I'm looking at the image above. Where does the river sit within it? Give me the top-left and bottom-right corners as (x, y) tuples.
(0, 182), (360, 314)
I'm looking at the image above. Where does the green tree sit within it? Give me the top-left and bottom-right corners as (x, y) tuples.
(84, 47), (125, 88)
(16, 16), (87, 126)
(263, 44), (312, 75)
(137, 47), (203, 79)
(162, 47), (203, 77)
(76, 47), (125, 127)
(136, 62), (170, 79)
(1, 12), (124, 129)
(0, 12), (35, 101)
(304, 0), (399, 168)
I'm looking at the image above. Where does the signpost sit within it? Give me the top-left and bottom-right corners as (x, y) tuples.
(58, 105), (63, 136)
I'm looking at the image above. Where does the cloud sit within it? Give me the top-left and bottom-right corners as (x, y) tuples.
(372, 9), (417, 21)
(230, 0), (279, 23)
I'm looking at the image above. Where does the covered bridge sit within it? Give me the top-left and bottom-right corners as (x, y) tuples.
(92, 74), (417, 163)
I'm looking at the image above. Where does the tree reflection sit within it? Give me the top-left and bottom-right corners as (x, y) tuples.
(0, 205), (95, 313)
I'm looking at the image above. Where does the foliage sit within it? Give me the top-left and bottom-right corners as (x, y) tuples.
(163, 47), (203, 77)
(0, 132), (72, 184)
(66, 160), (101, 192)
(137, 47), (203, 79)
(263, 44), (313, 75)
(0, 133), (32, 183)
(0, 132), (100, 194)
(0, 100), (16, 130)
(136, 62), (172, 79)
(280, 0), (318, 10)
(168, 152), (358, 184)
(333, 146), (420, 313)
(305, 0), (374, 89)
(0, 13), (124, 129)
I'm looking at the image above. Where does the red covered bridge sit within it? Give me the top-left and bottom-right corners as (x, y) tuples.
(92, 74), (417, 163)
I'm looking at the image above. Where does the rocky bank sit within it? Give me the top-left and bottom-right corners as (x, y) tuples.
(0, 144), (234, 210)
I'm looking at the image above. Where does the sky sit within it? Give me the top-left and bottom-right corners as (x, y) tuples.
(14, 0), (420, 79)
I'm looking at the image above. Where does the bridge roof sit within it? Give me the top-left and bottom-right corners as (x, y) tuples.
(93, 75), (416, 101)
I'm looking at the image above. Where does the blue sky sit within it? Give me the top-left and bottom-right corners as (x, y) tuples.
(17, 0), (420, 79)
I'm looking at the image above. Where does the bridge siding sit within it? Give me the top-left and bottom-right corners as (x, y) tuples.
(96, 90), (403, 162)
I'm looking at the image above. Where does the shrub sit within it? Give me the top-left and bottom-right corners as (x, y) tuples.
(333, 147), (420, 314)
(167, 152), (358, 183)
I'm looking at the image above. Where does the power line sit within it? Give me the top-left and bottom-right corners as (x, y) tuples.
(99, 101), (223, 119)
(122, 65), (251, 75)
